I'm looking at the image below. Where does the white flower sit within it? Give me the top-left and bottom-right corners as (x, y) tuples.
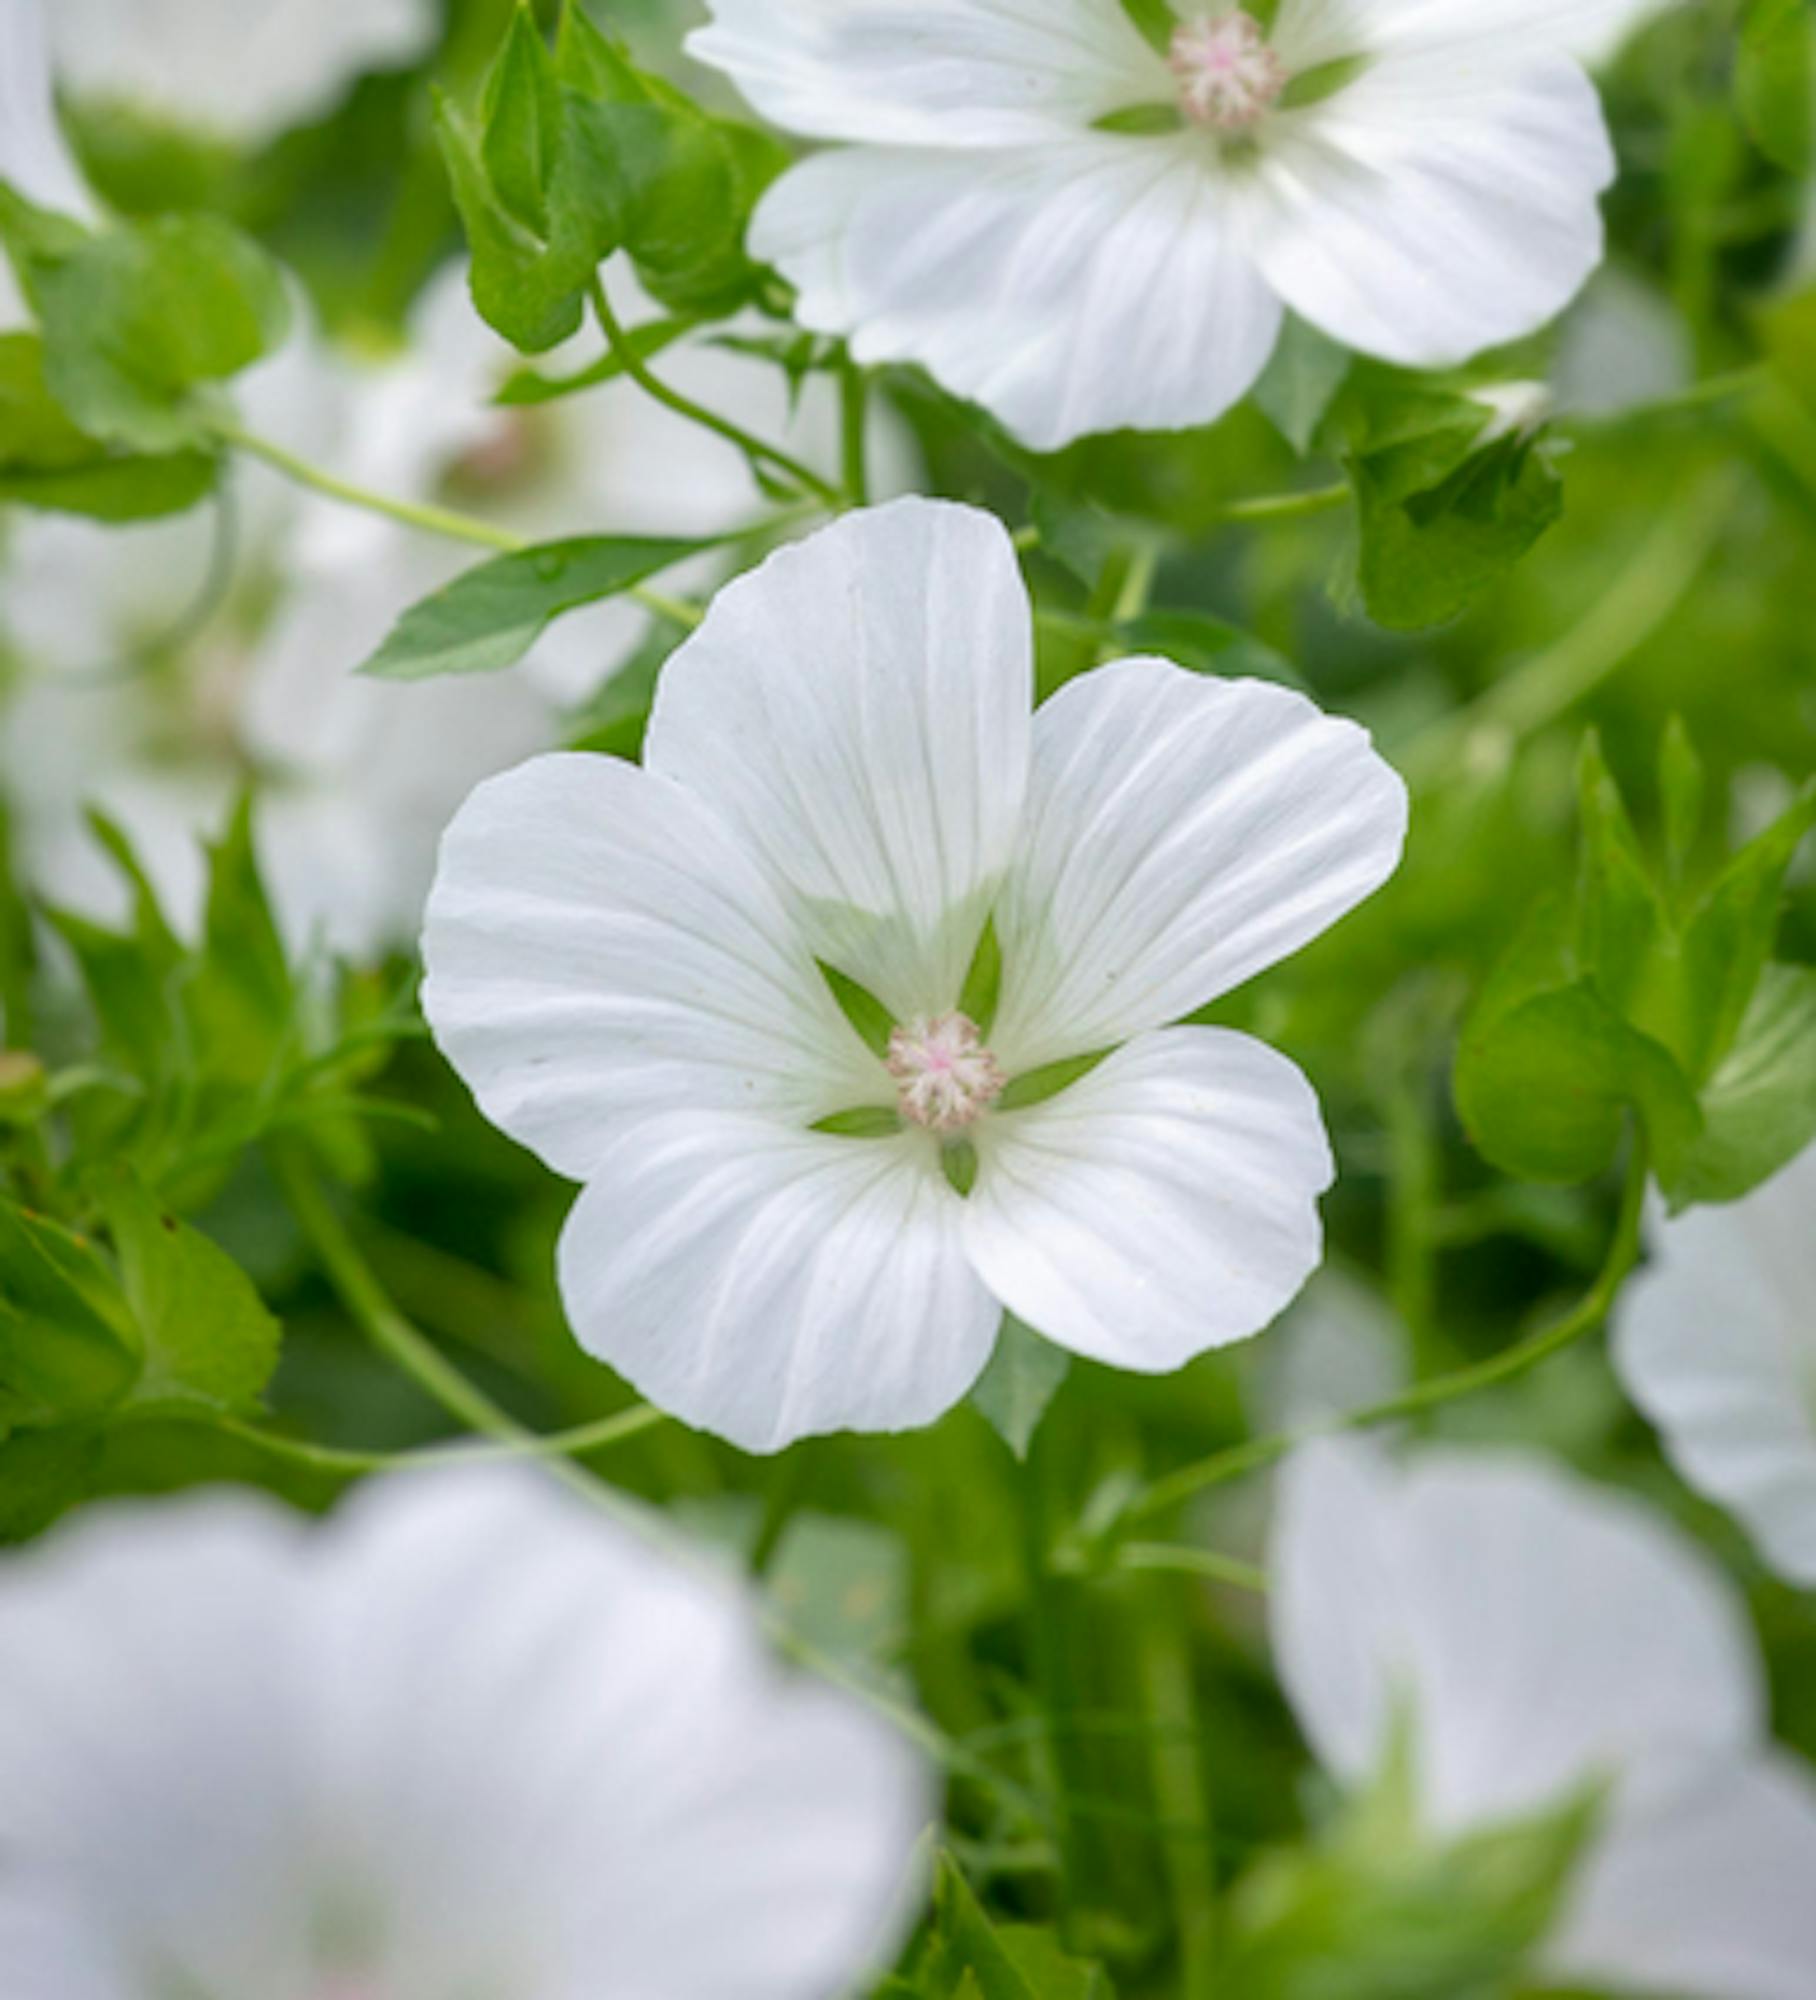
(422, 498), (1407, 1453)
(0, 1467), (929, 2000)
(1613, 1145), (1816, 1588)
(0, 0), (96, 325)
(1272, 1441), (1816, 2000)
(43, 0), (439, 147)
(687, 0), (1621, 450)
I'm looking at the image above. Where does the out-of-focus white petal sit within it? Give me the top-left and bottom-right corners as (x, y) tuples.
(0, 0), (94, 251)
(0, 1885), (134, 2000)
(1550, 1754), (1816, 2000)
(644, 500), (1034, 1019)
(1553, 267), (1692, 417)
(1245, 46), (1614, 370)
(688, 0), (1168, 147)
(1251, 1273), (1410, 1432)
(1270, 1442), (1763, 1835)
(422, 752), (881, 1183)
(313, 1466), (933, 1997)
(754, 141), (1284, 451)
(47, 0), (438, 145)
(1614, 1149), (1816, 1588)
(1276, 0), (1681, 68)
(0, 1497), (315, 1996)
(963, 1028), (1333, 1370)
(558, 1117), (1001, 1452)
(989, 664), (1407, 1073)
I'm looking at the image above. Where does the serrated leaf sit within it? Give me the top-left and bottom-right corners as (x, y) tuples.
(359, 534), (722, 681)
(0, 1201), (141, 1428)
(1669, 965), (1816, 1207)
(970, 1317), (1070, 1461)
(96, 1169), (281, 1414)
(0, 188), (290, 452)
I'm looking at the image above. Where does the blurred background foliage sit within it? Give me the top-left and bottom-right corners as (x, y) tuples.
(2, 1), (1815, 1995)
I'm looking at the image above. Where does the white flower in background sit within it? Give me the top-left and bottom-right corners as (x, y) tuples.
(688, 0), (1621, 450)
(42, 0), (438, 147)
(1250, 1271), (1408, 1434)
(1552, 265), (1693, 418)
(1614, 1145), (1816, 1588)
(1273, 1441), (1816, 2000)
(0, 1467), (928, 2000)
(0, 0), (95, 325)
(422, 499), (1407, 1453)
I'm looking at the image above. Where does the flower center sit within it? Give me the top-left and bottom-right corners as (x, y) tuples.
(1169, 13), (1286, 132)
(887, 1012), (1005, 1135)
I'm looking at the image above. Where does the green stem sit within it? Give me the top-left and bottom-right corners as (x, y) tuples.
(838, 355), (872, 507)
(1120, 1139), (1651, 1533)
(1117, 1544), (1269, 1594)
(272, 1145), (1045, 1829)
(1216, 481), (1349, 526)
(589, 278), (844, 508)
(214, 422), (705, 631)
(1138, 1593), (1221, 1998)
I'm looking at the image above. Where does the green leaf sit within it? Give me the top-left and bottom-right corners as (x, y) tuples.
(1253, 315), (1352, 455)
(0, 1426), (101, 1546)
(970, 1317), (1071, 1461)
(817, 961), (897, 1060)
(1669, 965), (1816, 1207)
(1116, 608), (1303, 689)
(359, 534), (723, 681)
(958, 918), (1003, 1036)
(1351, 432), (1564, 632)
(95, 1169), (281, 1415)
(0, 330), (215, 521)
(928, 1856), (1114, 2000)
(1738, 0), (1815, 171)
(1117, 0), (1181, 54)
(482, 8), (566, 232)
(1658, 716), (1705, 881)
(0, 1201), (141, 1429)
(0, 188), (290, 452)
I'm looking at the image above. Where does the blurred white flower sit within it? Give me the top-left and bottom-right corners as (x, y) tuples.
(1273, 1440), (1816, 2000)
(1552, 265), (1693, 418)
(0, 0), (95, 324)
(1614, 1146), (1816, 1588)
(422, 498), (1407, 1452)
(0, 1467), (929, 2000)
(43, 0), (439, 146)
(1249, 1271), (1409, 1434)
(689, 0), (1619, 449)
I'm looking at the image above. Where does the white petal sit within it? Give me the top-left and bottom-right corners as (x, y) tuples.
(1244, 46), (1615, 369)
(0, 1497), (315, 1995)
(1613, 1149), (1816, 1588)
(558, 1115), (1002, 1452)
(0, 1886), (133, 2000)
(47, 0), (438, 144)
(1276, 0), (1680, 68)
(1550, 1754), (1816, 2000)
(688, 0), (1168, 147)
(1270, 1443), (1764, 1836)
(644, 500), (1034, 1019)
(752, 142), (1285, 452)
(963, 1028), (1333, 1370)
(422, 753), (880, 1182)
(0, 0), (94, 228)
(989, 664), (1407, 1073)
(313, 1466), (933, 1996)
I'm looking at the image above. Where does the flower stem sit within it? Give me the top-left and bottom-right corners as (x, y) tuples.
(1116, 1544), (1269, 1593)
(214, 422), (706, 631)
(1119, 1137), (1651, 1532)
(588, 278), (845, 508)
(1215, 480), (1349, 526)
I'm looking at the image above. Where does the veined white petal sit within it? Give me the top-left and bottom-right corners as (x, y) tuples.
(1614, 1149), (1816, 1588)
(644, 500), (1034, 1020)
(989, 664), (1407, 1073)
(1245, 46), (1615, 369)
(1549, 1753), (1816, 2000)
(312, 1467), (932, 1997)
(1270, 1443), (1764, 1838)
(46, 0), (438, 145)
(752, 141), (1285, 452)
(558, 1116), (1002, 1452)
(688, 0), (1169, 147)
(421, 752), (881, 1184)
(1276, 0), (1684, 69)
(963, 1028), (1333, 1370)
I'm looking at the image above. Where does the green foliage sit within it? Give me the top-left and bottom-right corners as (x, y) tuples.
(437, 4), (785, 354)
(0, 328), (216, 521)
(0, 1200), (141, 1429)
(1456, 733), (1816, 1202)
(0, 184), (289, 453)
(359, 533), (727, 680)
(1223, 1730), (1604, 2000)
(1737, 0), (1815, 172)
(909, 1856), (1115, 1999)
(970, 1317), (1071, 1461)
(1253, 316), (1353, 457)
